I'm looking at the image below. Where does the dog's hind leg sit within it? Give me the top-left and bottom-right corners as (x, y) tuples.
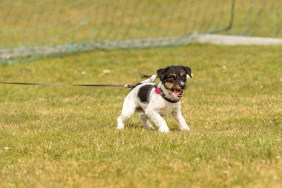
(139, 111), (154, 130)
(117, 101), (136, 130)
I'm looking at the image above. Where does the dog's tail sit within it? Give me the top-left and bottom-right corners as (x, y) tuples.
(140, 74), (156, 83)
(126, 74), (156, 89)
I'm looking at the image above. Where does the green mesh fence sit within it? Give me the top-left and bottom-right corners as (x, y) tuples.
(0, 0), (235, 62)
(0, 0), (281, 63)
(224, 0), (282, 37)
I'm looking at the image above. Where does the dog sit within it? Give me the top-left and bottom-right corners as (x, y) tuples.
(117, 65), (192, 133)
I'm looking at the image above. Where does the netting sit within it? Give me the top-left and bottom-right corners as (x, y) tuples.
(0, 0), (235, 62)
(0, 0), (281, 63)
(225, 0), (282, 37)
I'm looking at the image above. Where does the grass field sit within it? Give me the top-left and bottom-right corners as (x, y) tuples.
(0, 44), (281, 187)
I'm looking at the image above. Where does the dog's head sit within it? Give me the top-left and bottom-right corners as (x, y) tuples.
(157, 66), (192, 99)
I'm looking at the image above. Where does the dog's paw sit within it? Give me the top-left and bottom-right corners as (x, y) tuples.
(159, 126), (170, 133)
(179, 126), (190, 131)
(116, 125), (124, 130)
(146, 125), (155, 130)
(180, 128), (190, 131)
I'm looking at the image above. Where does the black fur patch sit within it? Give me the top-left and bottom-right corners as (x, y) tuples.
(138, 85), (154, 103)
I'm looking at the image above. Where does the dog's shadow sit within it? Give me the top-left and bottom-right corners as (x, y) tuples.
(125, 122), (180, 132)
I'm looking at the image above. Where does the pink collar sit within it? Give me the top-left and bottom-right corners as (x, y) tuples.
(154, 86), (179, 103)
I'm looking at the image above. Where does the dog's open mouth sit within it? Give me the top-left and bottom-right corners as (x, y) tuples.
(172, 89), (183, 99)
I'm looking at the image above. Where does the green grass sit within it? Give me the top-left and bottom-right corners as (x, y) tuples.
(0, 45), (282, 187)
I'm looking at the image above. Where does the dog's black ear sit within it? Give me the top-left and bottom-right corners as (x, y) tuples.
(157, 67), (169, 81)
(183, 66), (192, 78)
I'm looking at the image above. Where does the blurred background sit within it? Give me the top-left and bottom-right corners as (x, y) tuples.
(0, 0), (281, 62)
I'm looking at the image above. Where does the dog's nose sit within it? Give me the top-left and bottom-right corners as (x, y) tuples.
(179, 81), (186, 89)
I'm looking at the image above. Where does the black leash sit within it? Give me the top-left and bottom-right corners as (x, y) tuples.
(0, 81), (135, 89)
(0, 72), (153, 89)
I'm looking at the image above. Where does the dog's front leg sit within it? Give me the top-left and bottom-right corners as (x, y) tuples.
(145, 110), (169, 133)
(172, 109), (190, 131)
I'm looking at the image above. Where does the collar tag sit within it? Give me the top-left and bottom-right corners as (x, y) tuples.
(155, 87), (161, 94)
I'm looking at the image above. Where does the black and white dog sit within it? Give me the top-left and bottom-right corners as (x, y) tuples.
(117, 66), (192, 133)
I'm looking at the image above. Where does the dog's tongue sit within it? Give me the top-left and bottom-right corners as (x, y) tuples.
(172, 90), (181, 98)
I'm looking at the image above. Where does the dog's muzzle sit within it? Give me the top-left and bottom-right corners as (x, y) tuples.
(171, 81), (186, 98)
